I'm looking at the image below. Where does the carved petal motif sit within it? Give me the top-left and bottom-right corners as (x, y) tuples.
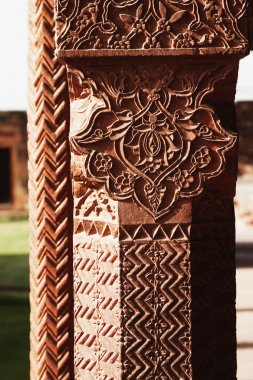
(68, 63), (236, 220)
(55, 0), (248, 54)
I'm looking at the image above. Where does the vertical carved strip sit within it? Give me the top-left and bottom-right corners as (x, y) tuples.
(28, 0), (73, 378)
(120, 237), (192, 379)
(72, 166), (121, 379)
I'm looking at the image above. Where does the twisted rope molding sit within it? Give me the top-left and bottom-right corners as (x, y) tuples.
(28, 0), (73, 378)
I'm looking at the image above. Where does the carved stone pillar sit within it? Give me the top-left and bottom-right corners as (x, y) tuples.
(54, 1), (249, 379)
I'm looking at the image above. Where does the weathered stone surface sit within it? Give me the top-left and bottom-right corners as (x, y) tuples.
(25, 0), (250, 379)
(0, 112), (27, 211)
(73, 187), (121, 379)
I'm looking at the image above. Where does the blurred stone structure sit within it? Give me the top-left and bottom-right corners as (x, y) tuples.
(237, 102), (253, 178)
(0, 112), (28, 212)
(236, 3), (253, 178)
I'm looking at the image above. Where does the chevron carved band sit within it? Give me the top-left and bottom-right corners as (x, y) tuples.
(28, 0), (73, 379)
(53, 0), (249, 379)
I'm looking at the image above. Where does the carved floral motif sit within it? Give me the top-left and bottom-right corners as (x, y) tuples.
(68, 63), (236, 220)
(55, 0), (248, 53)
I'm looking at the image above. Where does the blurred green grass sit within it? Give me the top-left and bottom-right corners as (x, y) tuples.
(0, 216), (29, 255)
(0, 216), (29, 379)
(0, 254), (29, 289)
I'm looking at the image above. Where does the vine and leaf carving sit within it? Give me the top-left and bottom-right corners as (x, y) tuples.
(69, 63), (236, 220)
(55, 0), (248, 53)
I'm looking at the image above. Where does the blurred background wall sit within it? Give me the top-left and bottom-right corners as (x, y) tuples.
(0, 2), (28, 215)
(0, 4), (29, 379)
(0, 112), (28, 213)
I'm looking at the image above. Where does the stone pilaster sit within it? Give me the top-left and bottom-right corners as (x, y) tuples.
(54, 1), (249, 378)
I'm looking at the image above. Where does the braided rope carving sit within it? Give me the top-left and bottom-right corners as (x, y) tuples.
(28, 0), (73, 378)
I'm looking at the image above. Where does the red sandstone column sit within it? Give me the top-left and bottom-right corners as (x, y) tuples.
(54, 1), (249, 379)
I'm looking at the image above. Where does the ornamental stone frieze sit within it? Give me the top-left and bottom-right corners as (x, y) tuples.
(30, 0), (251, 379)
(55, 0), (248, 56)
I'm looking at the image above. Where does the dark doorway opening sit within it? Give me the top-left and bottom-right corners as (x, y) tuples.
(0, 148), (12, 203)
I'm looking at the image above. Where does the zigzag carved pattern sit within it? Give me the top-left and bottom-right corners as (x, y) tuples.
(73, 185), (121, 379)
(121, 241), (192, 379)
(28, 0), (73, 378)
(119, 221), (235, 242)
(119, 224), (190, 242)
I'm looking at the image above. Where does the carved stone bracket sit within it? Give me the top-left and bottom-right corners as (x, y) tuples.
(68, 61), (237, 220)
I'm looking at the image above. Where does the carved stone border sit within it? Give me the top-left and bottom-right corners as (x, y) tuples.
(55, 0), (249, 57)
(28, 0), (74, 378)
